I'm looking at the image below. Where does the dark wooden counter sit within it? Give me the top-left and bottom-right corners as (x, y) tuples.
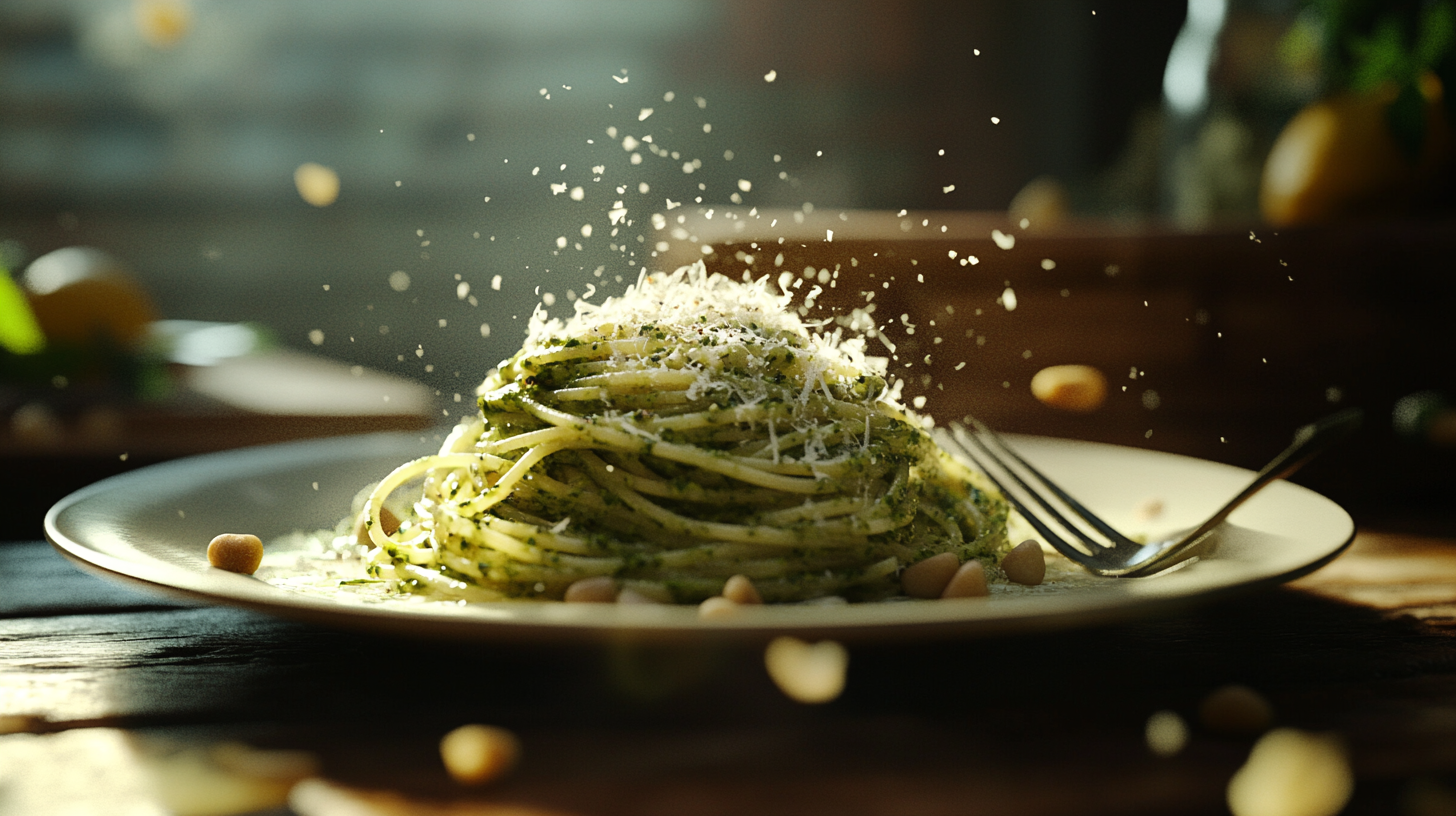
(7, 530), (1456, 815)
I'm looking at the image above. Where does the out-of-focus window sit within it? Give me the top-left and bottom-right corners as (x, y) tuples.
(0, 0), (1182, 390)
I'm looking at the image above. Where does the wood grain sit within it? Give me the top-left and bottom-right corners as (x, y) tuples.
(7, 533), (1456, 814)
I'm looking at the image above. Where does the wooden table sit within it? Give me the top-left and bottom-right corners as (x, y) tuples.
(6, 528), (1456, 815)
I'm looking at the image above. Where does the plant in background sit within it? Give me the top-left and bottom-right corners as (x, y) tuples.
(1260, 0), (1455, 225)
(1317, 0), (1454, 157)
(0, 264), (46, 357)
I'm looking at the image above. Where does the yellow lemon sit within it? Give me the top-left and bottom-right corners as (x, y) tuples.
(1261, 76), (1452, 226)
(22, 247), (158, 348)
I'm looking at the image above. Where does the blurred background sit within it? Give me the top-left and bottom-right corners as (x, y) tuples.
(0, 0), (1191, 386)
(2, 0), (1454, 532)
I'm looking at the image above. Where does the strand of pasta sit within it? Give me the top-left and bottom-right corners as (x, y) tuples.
(360, 277), (1007, 602)
(366, 452), (511, 550)
(574, 450), (897, 547)
(515, 392), (845, 492)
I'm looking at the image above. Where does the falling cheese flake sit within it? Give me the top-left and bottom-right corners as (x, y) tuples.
(1002, 287), (1018, 311)
(556, 236), (568, 249)
(990, 116), (1001, 124)
(388, 271), (411, 291)
(569, 186), (585, 201)
(991, 230), (1016, 250)
(491, 275), (502, 291)
(737, 179), (753, 192)
(826, 230), (833, 242)
(638, 108), (654, 121)
(942, 185), (956, 194)
(456, 282), (470, 300)
(550, 183), (568, 195)
(764, 69), (778, 82)
(308, 329), (324, 346)
(1040, 259), (1056, 270)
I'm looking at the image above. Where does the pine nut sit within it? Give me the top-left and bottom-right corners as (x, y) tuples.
(564, 576), (618, 603)
(901, 552), (959, 598)
(1200, 684), (1273, 736)
(722, 574), (763, 604)
(1145, 710), (1189, 757)
(616, 587), (664, 604)
(439, 724), (519, 785)
(207, 534), (263, 575)
(1227, 729), (1352, 816)
(698, 596), (738, 619)
(941, 560), (990, 598)
(764, 637), (848, 704)
(1001, 539), (1046, 585)
(1031, 364), (1107, 412)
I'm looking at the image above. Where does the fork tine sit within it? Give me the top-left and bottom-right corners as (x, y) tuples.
(950, 423), (1109, 552)
(944, 424), (1104, 564)
(941, 428), (1089, 566)
(962, 415), (1137, 548)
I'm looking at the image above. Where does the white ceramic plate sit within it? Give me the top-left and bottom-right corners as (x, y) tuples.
(46, 432), (1355, 643)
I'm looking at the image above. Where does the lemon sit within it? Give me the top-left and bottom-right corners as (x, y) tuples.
(0, 267), (46, 354)
(22, 247), (158, 348)
(1261, 76), (1452, 226)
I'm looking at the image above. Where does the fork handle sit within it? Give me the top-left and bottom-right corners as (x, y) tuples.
(1130, 408), (1362, 574)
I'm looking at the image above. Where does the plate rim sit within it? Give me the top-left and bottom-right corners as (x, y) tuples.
(45, 431), (1357, 644)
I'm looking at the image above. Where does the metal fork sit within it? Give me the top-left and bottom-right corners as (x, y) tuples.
(937, 408), (1362, 577)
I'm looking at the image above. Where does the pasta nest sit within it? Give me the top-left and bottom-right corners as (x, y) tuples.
(362, 262), (1008, 602)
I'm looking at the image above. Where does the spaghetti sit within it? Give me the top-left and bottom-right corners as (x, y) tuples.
(361, 262), (1009, 603)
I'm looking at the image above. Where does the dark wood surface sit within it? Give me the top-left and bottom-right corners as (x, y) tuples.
(7, 531), (1456, 815)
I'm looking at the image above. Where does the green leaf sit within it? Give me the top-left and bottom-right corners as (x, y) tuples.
(1387, 79), (1428, 162)
(0, 266), (46, 355)
(1414, 0), (1456, 69)
(1323, 0), (1456, 90)
(1348, 16), (1414, 91)
(1441, 49), (1456, 119)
